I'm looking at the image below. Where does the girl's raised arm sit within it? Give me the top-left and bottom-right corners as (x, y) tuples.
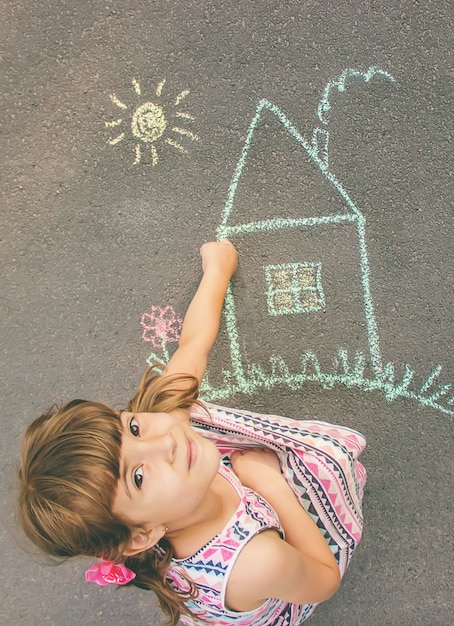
(163, 240), (238, 384)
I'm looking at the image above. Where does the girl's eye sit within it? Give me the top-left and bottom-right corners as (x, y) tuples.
(133, 466), (143, 489)
(129, 416), (140, 437)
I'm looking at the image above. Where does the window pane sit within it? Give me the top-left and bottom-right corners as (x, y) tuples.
(273, 292), (297, 314)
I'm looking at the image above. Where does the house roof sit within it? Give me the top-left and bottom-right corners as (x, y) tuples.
(217, 99), (362, 240)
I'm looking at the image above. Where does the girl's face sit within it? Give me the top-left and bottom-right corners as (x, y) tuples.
(111, 411), (220, 532)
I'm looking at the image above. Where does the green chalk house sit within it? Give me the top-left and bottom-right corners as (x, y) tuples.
(215, 100), (383, 389)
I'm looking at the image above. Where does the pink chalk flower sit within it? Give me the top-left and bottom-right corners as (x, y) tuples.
(140, 305), (182, 348)
(85, 559), (136, 586)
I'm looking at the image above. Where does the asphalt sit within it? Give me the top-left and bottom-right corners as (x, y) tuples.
(1, 1), (453, 624)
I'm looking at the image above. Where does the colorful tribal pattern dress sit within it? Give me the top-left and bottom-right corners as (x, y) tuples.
(165, 403), (367, 625)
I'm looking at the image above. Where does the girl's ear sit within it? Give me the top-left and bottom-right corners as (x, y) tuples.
(123, 526), (167, 557)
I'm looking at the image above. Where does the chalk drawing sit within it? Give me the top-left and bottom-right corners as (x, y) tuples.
(265, 262), (325, 315)
(105, 79), (199, 165)
(141, 305), (182, 362)
(317, 67), (395, 125)
(144, 66), (452, 417)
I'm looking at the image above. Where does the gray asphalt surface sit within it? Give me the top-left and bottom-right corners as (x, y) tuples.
(1, 1), (453, 625)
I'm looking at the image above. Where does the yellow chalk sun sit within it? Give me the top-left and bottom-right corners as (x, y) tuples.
(105, 78), (198, 165)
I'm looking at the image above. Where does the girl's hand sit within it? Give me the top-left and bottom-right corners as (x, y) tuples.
(231, 448), (285, 494)
(200, 240), (238, 279)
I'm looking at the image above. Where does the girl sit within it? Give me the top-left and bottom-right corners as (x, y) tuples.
(19, 240), (366, 626)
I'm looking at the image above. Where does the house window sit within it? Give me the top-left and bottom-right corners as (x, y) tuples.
(265, 262), (325, 315)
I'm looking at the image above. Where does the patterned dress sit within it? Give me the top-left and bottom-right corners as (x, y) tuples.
(166, 403), (367, 625)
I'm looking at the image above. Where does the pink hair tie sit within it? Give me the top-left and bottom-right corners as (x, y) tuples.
(85, 559), (136, 586)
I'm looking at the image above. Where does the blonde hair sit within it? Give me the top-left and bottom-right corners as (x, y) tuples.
(18, 365), (204, 625)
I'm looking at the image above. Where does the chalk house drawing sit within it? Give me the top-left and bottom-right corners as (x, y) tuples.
(145, 67), (452, 416)
(106, 78), (199, 165)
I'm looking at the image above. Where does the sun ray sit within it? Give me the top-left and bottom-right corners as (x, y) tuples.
(172, 127), (199, 141)
(156, 79), (166, 97)
(165, 138), (187, 153)
(175, 112), (195, 120)
(108, 132), (126, 145)
(175, 89), (190, 105)
(110, 94), (128, 109)
(105, 118), (123, 128)
(133, 144), (142, 164)
(132, 78), (142, 96)
(151, 145), (158, 166)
